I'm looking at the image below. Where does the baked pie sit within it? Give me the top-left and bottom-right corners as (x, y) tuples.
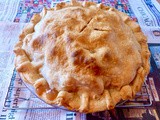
(14, 0), (150, 113)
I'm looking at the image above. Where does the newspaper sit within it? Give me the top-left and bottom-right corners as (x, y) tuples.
(142, 26), (160, 43)
(128, 0), (160, 43)
(0, 0), (160, 120)
(0, 22), (25, 115)
(0, 0), (21, 22)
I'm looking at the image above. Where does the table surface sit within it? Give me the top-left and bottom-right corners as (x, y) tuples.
(0, 0), (160, 120)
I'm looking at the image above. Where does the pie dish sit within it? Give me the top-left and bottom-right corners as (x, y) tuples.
(14, 0), (150, 113)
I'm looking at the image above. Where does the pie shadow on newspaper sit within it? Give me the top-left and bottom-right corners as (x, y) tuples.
(14, 0), (150, 113)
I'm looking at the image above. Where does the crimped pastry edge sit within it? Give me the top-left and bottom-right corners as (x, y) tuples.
(14, 0), (150, 113)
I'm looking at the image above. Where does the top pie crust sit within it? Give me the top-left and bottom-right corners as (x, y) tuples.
(14, 0), (150, 113)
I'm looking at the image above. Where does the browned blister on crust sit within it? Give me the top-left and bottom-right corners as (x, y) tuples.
(14, 0), (150, 113)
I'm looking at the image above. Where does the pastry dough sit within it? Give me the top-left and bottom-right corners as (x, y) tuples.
(14, 0), (150, 113)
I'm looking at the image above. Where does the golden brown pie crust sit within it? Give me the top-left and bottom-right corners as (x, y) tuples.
(14, 0), (150, 113)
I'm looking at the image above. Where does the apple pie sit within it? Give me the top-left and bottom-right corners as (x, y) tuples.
(14, 0), (150, 113)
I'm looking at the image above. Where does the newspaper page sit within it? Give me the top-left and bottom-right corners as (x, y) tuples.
(0, 0), (21, 22)
(142, 26), (160, 43)
(128, 0), (160, 43)
(0, 22), (25, 115)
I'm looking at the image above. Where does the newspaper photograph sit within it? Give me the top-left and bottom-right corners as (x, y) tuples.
(142, 27), (160, 43)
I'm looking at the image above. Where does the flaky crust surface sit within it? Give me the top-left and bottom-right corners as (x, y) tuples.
(14, 0), (150, 113)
